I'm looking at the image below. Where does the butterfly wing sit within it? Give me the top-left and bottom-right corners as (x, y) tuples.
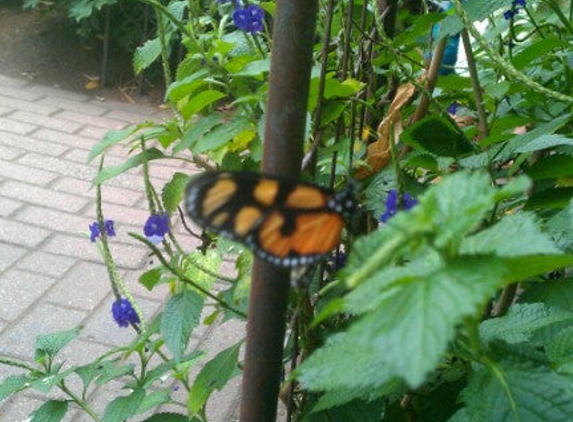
(185, 171), (348, 267)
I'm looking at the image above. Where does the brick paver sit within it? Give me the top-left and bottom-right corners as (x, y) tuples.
(0, 75), (243, 421)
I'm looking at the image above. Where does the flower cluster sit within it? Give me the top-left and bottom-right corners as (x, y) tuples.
(380, 190), (418, 223)
(144, 213), (170, 245)
(219, 1), (264, 33)
(111, 298), (140, 328)
(503, 0), (526, 20)
(89, 220), (115, 242)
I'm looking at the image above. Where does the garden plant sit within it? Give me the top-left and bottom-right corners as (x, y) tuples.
(3, 0), (573, 421)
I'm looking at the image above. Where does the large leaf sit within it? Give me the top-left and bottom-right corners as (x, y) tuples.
(188, 342), (242, 415)
(162, 172), (193, 214)
(462, 360), (573, 422)
(142, 413), (199, 422)
(103, 388), (146, 422)
(480, 303), (573, 344)
(526, 154), (573, 180)
(401, 115), (475, 157)
(161, 289), (204, 362)
(192, 116), (253, 153)
(134, 38), (162, 74)
(181, 90), (227, 119)
(30, 400), (68, 422)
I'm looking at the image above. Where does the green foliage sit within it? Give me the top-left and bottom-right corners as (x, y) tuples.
(6, 0), (573, 421)
(30, 400), (68, 422)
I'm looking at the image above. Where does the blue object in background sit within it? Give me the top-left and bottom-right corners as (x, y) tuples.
(431, 1), (461, 75)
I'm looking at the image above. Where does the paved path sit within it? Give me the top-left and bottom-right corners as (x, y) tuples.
(0, 74), (243, 421)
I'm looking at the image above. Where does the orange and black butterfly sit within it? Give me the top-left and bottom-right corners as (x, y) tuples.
(185, 171), (355, 267)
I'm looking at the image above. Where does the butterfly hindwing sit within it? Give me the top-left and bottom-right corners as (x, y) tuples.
(185, 171), (353, 267)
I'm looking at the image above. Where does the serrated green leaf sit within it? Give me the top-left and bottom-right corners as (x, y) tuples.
(461, 212), (561, 256)
(143, 350), (203, 388)
(544, 201), (573, 251)
(162, 172), (193, 214)
(181, 250), (222, 292)
(0, 374), (30, 401)
(181, 90), (227, 119)
(479, 303), (573, 344)
(161, 289), (204, 362)
(188, 342), (242, 415)
(401, 115), (474, 157)
(462, 361), (573, 422)
(134, 38), (162, 74)
(35, 328), (79, 361)
(103, 388), (145, 422)
(546, 326), (573, 369)
(30, 400), (68, 422)
(520, 279), (573, 313)
(94, 147), (165, 185)
(74, 362), (102, 389)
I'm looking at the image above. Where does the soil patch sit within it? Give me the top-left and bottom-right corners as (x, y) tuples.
(0, 0), (159, 103)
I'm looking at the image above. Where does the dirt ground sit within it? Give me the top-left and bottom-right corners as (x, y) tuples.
(0, 0), (158, 103)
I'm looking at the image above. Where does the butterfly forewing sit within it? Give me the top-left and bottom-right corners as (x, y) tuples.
(185, 171), (352, 267)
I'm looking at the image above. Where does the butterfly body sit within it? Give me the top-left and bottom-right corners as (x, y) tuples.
(185, 171), (354, 267)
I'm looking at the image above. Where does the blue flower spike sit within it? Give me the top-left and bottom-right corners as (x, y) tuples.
(144, 213), (170, 245)
(89, 220), (116, 242)
(111, 298), (140, 328)
(380, 190), (418, 223)
(232, 4), (264, 33)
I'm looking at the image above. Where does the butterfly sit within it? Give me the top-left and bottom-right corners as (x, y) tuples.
(185, 171), (355, 267)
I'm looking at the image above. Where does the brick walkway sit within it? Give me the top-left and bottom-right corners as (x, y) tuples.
(0, 74), (243, 421)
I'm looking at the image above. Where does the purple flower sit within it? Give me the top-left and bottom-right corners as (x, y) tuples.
(111, 298), (140, 327)
(447, 102), (459, 115)
(503, 9), (515, 20)
(144, 213), (170, 245)
(333, 251), (347, 271)
(232, 5), (264, 33)
(89, 220), (116, 242)
(380, 190), (418, 223)
(513, 0), (526, 7)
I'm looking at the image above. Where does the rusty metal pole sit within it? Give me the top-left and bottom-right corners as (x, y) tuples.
(239, 1), (319, 421)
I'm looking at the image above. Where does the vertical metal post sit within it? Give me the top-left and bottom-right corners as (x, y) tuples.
(239, 1), (319, 421)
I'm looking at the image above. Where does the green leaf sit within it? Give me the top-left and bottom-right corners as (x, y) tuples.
(0, 374), (30, 400)
(166, 69), (209, 102)
(188, 342), (242, 415)
(544, 201), (573, 251)
(162, 172), (193, 214)
(234, 58), (271, 76)
(134, 38), (162, 74)
(87, 123), (155, 162)
(142, 413), (197, 422)
(161, 289), (204, 362)
(303, 396), (386, 422)
(512, 36), (563, 70)
(401, 115), (474, 157)
(181, 90), (227, 119)
(103, 388), (145, 422)
(95, 362), (135, 385)
(526, 154), (573, 180)
(139, 266), (165, 291)
(515, 134), (573, 153)
(479, 303), (573, 344)
(525, 187), (573, 210)
(520, 278), (573, 313)
(181, 250), (222, 292)
(35, 328), (79, 362)
(302, 255), (509, 389)
(93, 147), (165, 185)
(460, 212), (561, 256)
(462, 361), (573, 422)
(174, 112), (224, 153)
(437, 0), (511, 38)
(30, 400), (68, 422)
(135, 390), (172, 415)
(192, 116), (253, 153)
